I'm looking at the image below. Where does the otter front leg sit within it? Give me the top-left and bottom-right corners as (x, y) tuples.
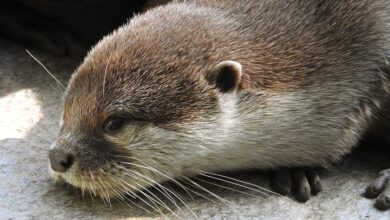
(271, 168), (322, 202)
(365, 169), (390, 210)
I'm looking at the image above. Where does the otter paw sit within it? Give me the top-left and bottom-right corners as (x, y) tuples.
(364, 169), (390, 210)
(271, 168), (322, 202)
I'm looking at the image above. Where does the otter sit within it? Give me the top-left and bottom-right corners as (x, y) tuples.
(48, 0), (390, 212)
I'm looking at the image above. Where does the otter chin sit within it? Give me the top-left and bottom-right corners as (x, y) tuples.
(48, 0), (390, 208)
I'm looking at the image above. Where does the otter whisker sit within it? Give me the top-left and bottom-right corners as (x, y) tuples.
(80, 174), (86, 198)
(165, 181), (194, 201)
(201, 172), (293, 202)
(27, 158), (46, 162)
(118, 160), (197, 218)
(108, 173), (137, 199)
(182, 177), (233, 206)
(121, 185), (171, 217)
(122, 170), (185, 218)
(93, 177), (109, 205)
(29, 160), (47, 165)
(30, 135), (52, 146)
(99, 176), (152, 213)
(89, 171), (97, 197)
(130, 192), (169, 217)
(113, 175), (168, 216)
(96, 175), (112, 207)
(114, 194), (153, 214)
(116, 160), (196, 217)
(32, 147), (49, 154)
(118, 156), (194, 198)
(103, 175), (128, 201)
(180, 180), (219, 204)
(116, 164), (183, 207)
(49, 83), (63, 95)
(115, 164), (184, 215)
(108, 173), (149, 211)
(29, 120), (57, 139)
(127, 168), (186, 211)
(22, 149), (47, 157)
(129, 166), (196, 215)
(194, 177), (267, 201)
(25, 49), (65, 90)
(17, 127), (54, 148)
(87, 182), (94, 202)
(108, 174), (158, 214)
(181, 178), (249, 212)
(108, 171), (139, 199)
(121, 196), (154, 214)
(132, 180), (180, 218)
(199, 173), (272, 198)
(144, 178), (197, 219)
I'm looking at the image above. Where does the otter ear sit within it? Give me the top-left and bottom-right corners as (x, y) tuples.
(206, 61), (243, 93)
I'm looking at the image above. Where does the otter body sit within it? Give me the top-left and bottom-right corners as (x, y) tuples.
(49, 0), (390, 210)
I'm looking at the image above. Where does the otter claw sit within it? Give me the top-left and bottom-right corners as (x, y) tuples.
(306, 169), (322, 195)
(375, 192), (390, 211)
(271, 168), (322, 202)
(292, 169), (311, 202)
(365, 169), (390, 210)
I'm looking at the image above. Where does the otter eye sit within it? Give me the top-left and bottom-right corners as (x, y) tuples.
(103, 116), (126, 133)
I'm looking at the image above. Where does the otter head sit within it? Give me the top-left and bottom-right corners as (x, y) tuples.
(48, 21), (245, 199)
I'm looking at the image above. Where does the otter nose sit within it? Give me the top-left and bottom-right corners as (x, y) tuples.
(48, 149), (74, 173)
